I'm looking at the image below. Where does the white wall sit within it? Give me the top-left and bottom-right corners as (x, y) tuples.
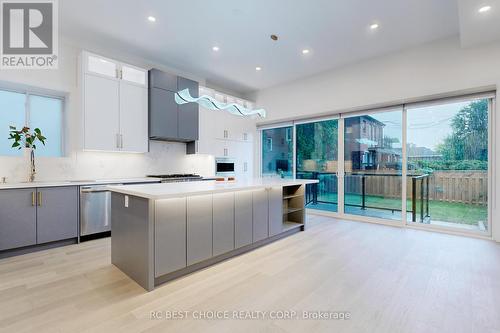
(0, 41), (215, 182)
(255, 37), (500, 242)
(256, 37), (500, 122)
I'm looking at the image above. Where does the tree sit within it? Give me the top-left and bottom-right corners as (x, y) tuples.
(437, 99), (488, 161)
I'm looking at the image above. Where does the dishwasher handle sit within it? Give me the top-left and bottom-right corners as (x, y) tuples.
(80, 184), (123, 193)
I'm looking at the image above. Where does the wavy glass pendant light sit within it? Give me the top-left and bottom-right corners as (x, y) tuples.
(175, 89), (266, 118)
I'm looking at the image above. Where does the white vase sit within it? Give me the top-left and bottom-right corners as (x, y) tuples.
(23, 147), (36, 182)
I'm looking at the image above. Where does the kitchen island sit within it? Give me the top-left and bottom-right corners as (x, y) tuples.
(108, 178), (318, 291)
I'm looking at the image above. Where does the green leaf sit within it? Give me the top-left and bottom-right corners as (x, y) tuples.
(34, 128), (41, 134)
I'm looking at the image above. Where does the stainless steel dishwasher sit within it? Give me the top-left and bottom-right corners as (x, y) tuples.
(80, 184), (122, 236)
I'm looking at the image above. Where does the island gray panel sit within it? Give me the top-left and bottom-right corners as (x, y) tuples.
(155, 197), (187, 277)
(268, 186), (283, 236)
(0, 188), (36, 251)
(187, 194), (213, 265)
(252, 189), (269, 242)
(212, 192), (235, 256)
(111, 193), (154, 290)
(234, 190), (253, 248)
(36, 186), (78, 244)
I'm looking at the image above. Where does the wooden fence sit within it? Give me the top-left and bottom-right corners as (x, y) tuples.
(342, 171), (488, 205)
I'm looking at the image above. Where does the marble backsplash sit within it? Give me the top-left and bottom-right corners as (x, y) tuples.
(0, 141), (215, 183)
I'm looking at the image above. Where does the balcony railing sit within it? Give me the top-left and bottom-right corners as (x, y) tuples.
(297, 171), (431, 223)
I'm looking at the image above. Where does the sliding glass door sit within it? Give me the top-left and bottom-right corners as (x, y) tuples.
(262, 127), (293, 178)
(260, 94), (493, 235)
(406, 97), (490, 232)
(296, 119), (339, 212)
(343, 110), (403, 221)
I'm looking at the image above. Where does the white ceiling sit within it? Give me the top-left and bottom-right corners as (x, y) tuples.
(458, 0), (500, 47)
(59, 0), (500, 94)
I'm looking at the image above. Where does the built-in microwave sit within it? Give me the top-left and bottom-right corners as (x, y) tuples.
(215, 158), (235, 176)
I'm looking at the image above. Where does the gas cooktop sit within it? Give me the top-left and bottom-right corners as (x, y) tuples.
(147, 174), (203, 182)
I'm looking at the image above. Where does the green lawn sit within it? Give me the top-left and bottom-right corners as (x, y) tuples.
(317, 193), (487, 226)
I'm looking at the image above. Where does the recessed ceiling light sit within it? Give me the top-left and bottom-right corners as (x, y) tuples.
(302, 49), (310, 54)
(255, 66), (262, 71)
(479, 5), (491, 13)
(212, 46), (220, 52)
(370, 23), (379, 30)
(147, 16), (156, 22)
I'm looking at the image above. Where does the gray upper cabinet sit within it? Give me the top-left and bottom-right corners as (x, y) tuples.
(149, 87), (178, 140)
(36, 187), (79, 244)
(148, 69), (199, 142)
(187, 195), (213, 265)
(252, 189), (269, 242)
(234, 190), (253, 248)
(155, 197), (187, 277)
(268, 187), (283, 237)
(149, 69), (177, 91)
(177, 77), (199, 141)
(0, 189), (37, 251)
(213, 192), (234, 256)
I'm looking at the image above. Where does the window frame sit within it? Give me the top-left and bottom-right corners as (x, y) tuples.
(0, 83), (66, 157)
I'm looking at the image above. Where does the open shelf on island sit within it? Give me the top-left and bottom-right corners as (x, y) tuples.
(283, 194), (303, 199)
(283, 221), (303, 232)
(282, 184), (305, 232)
(283, 207), (303, 214)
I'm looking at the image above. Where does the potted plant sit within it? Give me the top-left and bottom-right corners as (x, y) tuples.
(8, 126), (47, 182)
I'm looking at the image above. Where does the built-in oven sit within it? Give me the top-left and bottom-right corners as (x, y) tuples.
(215, 158), (235, 176)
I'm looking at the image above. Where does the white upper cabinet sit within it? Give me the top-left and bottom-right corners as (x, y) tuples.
(119, 81), (148, 152)
(82, 51), (148, 153)
(83, 74), (120, 151)
(86, 54), (117, 78)
(121, 65), (147, 86)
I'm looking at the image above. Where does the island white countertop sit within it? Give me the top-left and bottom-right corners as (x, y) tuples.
(108, 178), (319, 200)
(0, 177), (162, 190)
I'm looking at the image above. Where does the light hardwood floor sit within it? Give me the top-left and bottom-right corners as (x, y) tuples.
(1, 215), (500, 333)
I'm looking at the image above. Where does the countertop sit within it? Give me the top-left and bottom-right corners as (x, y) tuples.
(0, 177), (162, 190)
(107, 178), (319, 200)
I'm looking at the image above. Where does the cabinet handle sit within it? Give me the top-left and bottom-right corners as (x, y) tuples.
(224, 130), (228, 138)
(116, 133), (120, 148)
(31, 192), (35, 206)
(120, 134), (124, 148)
(244, 162), (248, 172)
(224, 148), (228, 156)
(243, 133), (248, 141)
(38, 192), (42, 206)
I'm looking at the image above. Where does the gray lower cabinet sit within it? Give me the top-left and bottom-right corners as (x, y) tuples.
(0, 186), (78, 252)
(0, 188), (37, 251)
(187, 195), (213, 265)
(234, 190), (253, 248)
(36, 187), (79, 244)
(155, 197), (187, 277)
(213, 192), (234, 256)
(252, 189), (269, 242)
(268, 187), (283, 236)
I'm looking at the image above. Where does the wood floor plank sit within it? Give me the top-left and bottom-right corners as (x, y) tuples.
(1, 214), (499, 333)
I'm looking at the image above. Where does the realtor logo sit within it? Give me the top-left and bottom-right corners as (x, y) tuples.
(0, 0), (58, 69)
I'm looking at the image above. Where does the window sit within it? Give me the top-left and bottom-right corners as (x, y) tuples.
(406, 98), (490, 231)
(261, 127), (293, 178)
(0, 88), (64, 157)
(296, 119), (339, 212)
(344, 110), (403, 221)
